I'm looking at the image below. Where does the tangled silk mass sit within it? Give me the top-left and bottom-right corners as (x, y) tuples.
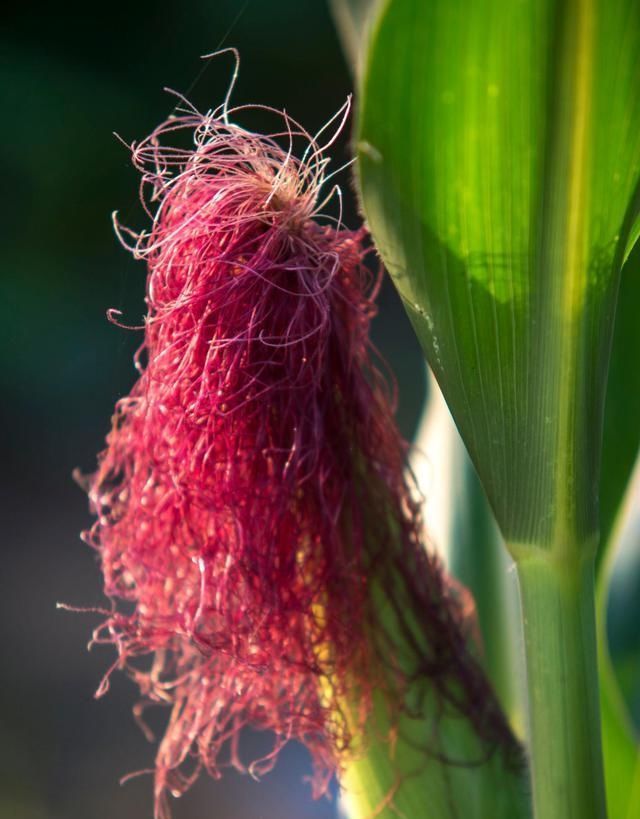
(77, 56), (514, 818)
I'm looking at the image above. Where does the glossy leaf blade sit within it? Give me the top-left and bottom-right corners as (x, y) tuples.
(357, 0), (640, 547)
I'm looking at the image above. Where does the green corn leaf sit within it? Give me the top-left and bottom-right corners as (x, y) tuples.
(445, 448), (524, 731)
(597, 452), (640, 818)
(329, 0), (380, 76)
(593, 186), (640, 819)
(597, 239), (640, 795)
(411, 370), (523, 730)
(600, 240), (640, 563)
(623, 215), (640, 265)
(593, 206), (640, 819)
(357, 0), (640, 550)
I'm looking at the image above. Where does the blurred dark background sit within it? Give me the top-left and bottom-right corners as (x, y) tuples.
(0, 2), (425, 818)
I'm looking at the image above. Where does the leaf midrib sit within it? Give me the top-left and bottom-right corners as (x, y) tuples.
(541, 0), (596, 550)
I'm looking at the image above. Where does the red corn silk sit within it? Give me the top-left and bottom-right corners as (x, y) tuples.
(82, 98), (515, 817)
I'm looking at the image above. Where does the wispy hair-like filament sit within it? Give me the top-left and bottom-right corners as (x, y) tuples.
(80, 78), (517, 818)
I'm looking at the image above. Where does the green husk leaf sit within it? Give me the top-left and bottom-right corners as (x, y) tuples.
(337, 566), (529, 819)
(340, 697), (529, 819)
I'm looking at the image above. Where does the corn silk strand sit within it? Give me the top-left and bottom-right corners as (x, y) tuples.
(80, 92), (518, 818)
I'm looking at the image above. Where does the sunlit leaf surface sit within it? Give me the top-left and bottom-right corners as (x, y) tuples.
(358, 0), (640, 548)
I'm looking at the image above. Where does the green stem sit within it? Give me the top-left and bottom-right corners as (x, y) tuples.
(514, 550), (607, 819)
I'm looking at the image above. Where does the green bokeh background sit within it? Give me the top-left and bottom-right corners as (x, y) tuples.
(0, 2), (425, 818)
